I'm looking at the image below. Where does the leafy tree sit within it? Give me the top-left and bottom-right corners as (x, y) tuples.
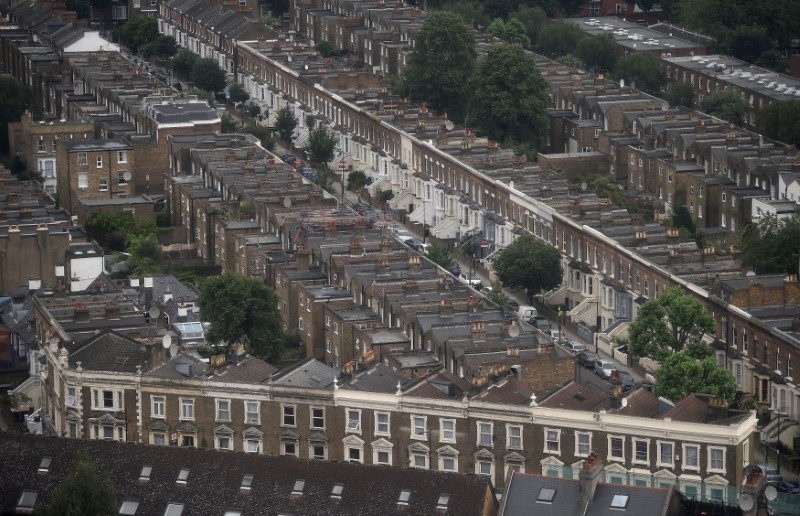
(376, 188), (395, 203)
(486, 280), (513, 308)
(315, 41), (337, 58)
(401, 11), (476, 122)
(627, 287), (714, 362)
(275, 105), (298, 142)
(307, 125), (338, 168)
(492, 234), (562, 303)
(347, 170), (368, 191)
(141, 35), (178, 59)
(757, 100), (800, 148)
(305, 114), (317, 131)
(665, 82), (695, 109)
(187, 88), (215, 106)
(172, 49), (199, 80)
(487, 17), (530, 47)
(726, 26), (775, 64)
(199, 273), (285, 360)
(85, 211), (136, 250)
(228, 83), (249, 104)
(65, 0), (90, 18)
(220, 113), (238, 133)
(247, 103), (262, 117)
(247, 125), (277, 151)
(575, 33), (617, 72)
(613, 52), (664, 94)
(425, 240), (454, 271)
(440, 0), (489, 30)
(740, 213), (800, 275)
(127, 234), (164, 276)
(118, 16), (158, 54)
(312, 171), (333, 191)
(654, 343), (737, 403)
(481, 0), (522, 19)
(39, 452), (117, 516)
(510, 6), (549, 45)
(556, 54), (585, 71)
(469, 44), (549, 152)
(558, 0), (588, 16)
(631, 0), (657, 13)
(756, 49), (787, 73)
(700, 91), (745, 125)
(191, 58), (226, 93)
(0, 77), (35, 154)
(536, 20), (585, 58)
(671, 204), (696, 235)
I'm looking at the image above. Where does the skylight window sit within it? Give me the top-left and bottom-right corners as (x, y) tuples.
(398, 489), (411, 506)
(223, 510), (242, 516)
(436, 494), (450, 510)
(139, 465), (152, 482)
(331, 483), (344, 499)
(38, 457), (52, 474)
(164, 503), (184, 516)
(176, 468), (190, 484)
(241, 474), (254, 490)
(537, 488), (556, 503)
(291, 479), (306, 495)
(16, 490), (38, 514)
(610, 494), (630, 509)
(119, 499), (140, 515)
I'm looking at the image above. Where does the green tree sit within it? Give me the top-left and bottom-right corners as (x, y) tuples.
(575, 33), (617, 72)
(487, 17), (531, 47)
(401, 11), (476, 122)
(613, 52), (664, 94)
(118, 16), (158, 53)
(191, 58), (226, 93)
(347, 170), (368, 191)
(247, 103), (262, 117)
(199, 273), (286, 360)
(307, 125), (339, 168)
(510, 6), (548, 46)
(220, 113), (238, 133)
(536, 20), (585, 58)
(700, 90), (745, 125)
(0, 78), (35, 154)
(756, 49), (787, 73)
(665, 82), (695, 109)
(757, 100), (800, 148)
(85, 211), (136, 250)
(315, 40), (337, 58)
(627, 287), (715, 362)
(172, 49), (199, 80)
(247, 125), (277, 151)
(228, 83), (249, 104)
(425, 240), (454, 271)
(492, 234), (562, 303)
(40, 452), (117, 516)
(671, 204), (696, 235)
(654, 343), (738, 403)
(558, 0), (588, 16)
(127, 233), (164, 276)
(631, 0), (657, 13)
(556, 54), (585, 71)
(376, 188), (395, 203)
(726, 26), (775, 64)
(740, 213), (800, 275)
(141, 35), (178, 59)
(305, 114), (317, 131)
(440, 0), (489, 30)
(486, 280), (513, 308)
(275, 105), (298, 142)
(469, 44), (549, 151)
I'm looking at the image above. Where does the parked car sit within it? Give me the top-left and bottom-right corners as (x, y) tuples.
(280, 153), (296, 164)
(458, 272), (483, 290)
(171, 81), (183, 91)
(449, 263), (461, 276)
(616, 371), (635, 391)
(758, 464), (784, 483)
(562, 341), (586, 355)
(769, 480), (799, 494)
(517, 305), (538, 320)
(393, 229), (413, 243)
(577, 351), (600, 368)
(405, 239), (429, 252)
(548, 329), (564, 342)
(594, 359), (616, 379)
(531, 317), (551, 332)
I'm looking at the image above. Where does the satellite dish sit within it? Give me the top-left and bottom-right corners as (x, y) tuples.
(444, 120), (454, 131)
(508, 323), (520, 338)
(283, 197), (292, 208)
(765, 485), (778, 501)
(162, 333), (172, 349)
(123, 170), (132, 182)
(619, 79), (625, 88)
(737, 494), (754, 511)
(169, 343), (179, 357)
(148, 306), (161, 320)
(580, 182), (588, 191)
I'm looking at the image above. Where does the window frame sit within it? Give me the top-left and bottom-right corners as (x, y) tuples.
(179, 398), (194, 421)
(575, 431), (592, 457)
(151, 395), (165, 418)
(507, 424), (523, 450)
(96, 156), (103, 168)
(657, 441), (674, 467)
(411, 415), (427, 440)
(310, 406), (325, 430)
(708, 446), (726, 473)
(280, 404), (295, 427)
(682, 443), (700, 471)
(346, 408), (362, 434)
(216, 399), (231, 422)
(544, 428), (561, 455)
(608, 435), (625, 462)
(633, 437), (650, 465)
(477, 421), (493, 447)
(440, 419), (456, 443)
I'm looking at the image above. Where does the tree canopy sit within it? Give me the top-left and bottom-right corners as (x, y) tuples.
(191, 58), (226, 93)
(171, 49), (199, 80)
(39, 452), (117, 516)
(141, 35), (178, 60)
(654, 342), (738, 403)
(440, 0), (490, 30)
(198, 273), (286, 360)
(307, 125), (339, 168)
(536, 19), (585, 58)
(0, 77), (35, 154)
(613, 52), (664, 94)
(627, 287), (715, 362)
(700, 91), (745, 126)
(509, 6), (548, 46)
(347, 170), (368, 191)
(401, 11), (476, 122)
(575, 33), (617, 72)
(118, 16), (158, 54)
(487, 17), (530, 47)
(665, 82), (695, 109)
(740, 213), (800, 276)
(85, 211), (136, 251)
(425, 240), (454, 271)
(469, 44), (549, 152)
(228, 83), (249, 104)
(757, 100), (800, 148)
(492, 233), (562, 303)
(275, 106), (298, 142)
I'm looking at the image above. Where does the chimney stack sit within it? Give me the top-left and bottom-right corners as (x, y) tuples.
(580, 452), (603, 504)
(468, 295), (481, 314)
(349, 238), (363, 256)
(470, 321), (486, 340)
(296, 245), (310, 271)
(739, 467), (767, 516)
(439, 299), (454, 316)
(375, 257), (390, 272)
(408, 255), (421, 273)
(403, 280), (418, 295)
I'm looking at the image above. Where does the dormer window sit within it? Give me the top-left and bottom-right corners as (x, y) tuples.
(16, 490), (38, 514)
(537, 488), (556, 504)
(610, 494), (629, 509)
(119, 499), (140, 515)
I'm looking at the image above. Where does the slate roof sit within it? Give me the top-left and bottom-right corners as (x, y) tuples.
(660, 393), (751, 425)
(271, 357), (340, 389)
(0, 433), (494, 516)
(66, 330), (149, 373)
(539, 382), (610, 412)
(479, 378), (534, 405)
(343, 363), (409, 393)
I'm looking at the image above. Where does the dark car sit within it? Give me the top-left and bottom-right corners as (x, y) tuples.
(171, 81), (183, 92)
(449, 264), (461, 277)
(617, 371), (635, 391)
(769, 480), (800, 494)
(280, 153), (296, 164)
(577, 351), (600, 368)
(531, 317), (551, 332)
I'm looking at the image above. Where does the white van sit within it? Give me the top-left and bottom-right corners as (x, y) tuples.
(548, 329), (564, 342)
(517, 305), (538, 320)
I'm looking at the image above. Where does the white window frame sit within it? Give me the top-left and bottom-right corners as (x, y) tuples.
(440, 419), (456, 443)
(544, 428), (561, 455)
(439, 452), (458, 472)
(78, 172), (89, 189)
(375, 412), (390, 437)
(99, 177), (108, 191)
(476, 459), (494, 482)
(91, 388), (123, 411)
(117, 150), (127, 163)
(244, 437), (262, 454)
(507, 424), (523, 450)
(575, 431), (591, 457)
(608, 435), (625, 462)
(657, 441), (674, 468)
(708, 446), (726, 474)
(346, 408), (362, 433)
(411, 415), (427, 440)
(682, 443), (700, 471)
(477, 421), (493, 447)
(96, 156), (103, 168)
(633, 437), (650, 465)
(151, 395), (165, 418)
(216, 399), (231, 422)
(180, 398), (194, 421)
(310, 406), (325, 429)
(77, 152), (88, 166)
(215, 433), (233, 451)
(280, 404), (294, 427)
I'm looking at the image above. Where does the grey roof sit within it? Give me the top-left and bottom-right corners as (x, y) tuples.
(66, 330), (149, 373)
(59, 139), (132, 151)
(344, 363), (409, 393)
(272, 357), (340, 389)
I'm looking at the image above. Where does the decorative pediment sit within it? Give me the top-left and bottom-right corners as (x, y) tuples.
(176, 421), (199, 433)
(371, 438), (393, 450)
(436, 445), (459, 456)
(279, 429), (300, 441)
(243, 427), (264, 439)
(308, 432), (329, 444)
(653, 469), (677, 480)
(474, 448), (495, 461)
(342, 434), (364, 447)
(212, 424), (234, 436)
(503, 451), (526, 463)
(407, 442), (429, 454)
(540, 456), (564, 467)
(66, 412), (82, 422)
(91, 413), (124, 425)
(147, 419), (170, 432)
(603, 462), (629, 474)
(704, 474), (729, 486)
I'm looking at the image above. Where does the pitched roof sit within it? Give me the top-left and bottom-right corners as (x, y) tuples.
(539, 382), (610, 412)
(66, 330), (149, 373)
(479, 378), (534, 405)
(271, 357), (340, 389)
(0, 433), (494, 516)
(344, 363), (410, 393)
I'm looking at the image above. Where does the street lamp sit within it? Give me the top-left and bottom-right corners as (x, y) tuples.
(771, 405), (786, 474)
(558, 308), (566, 343)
